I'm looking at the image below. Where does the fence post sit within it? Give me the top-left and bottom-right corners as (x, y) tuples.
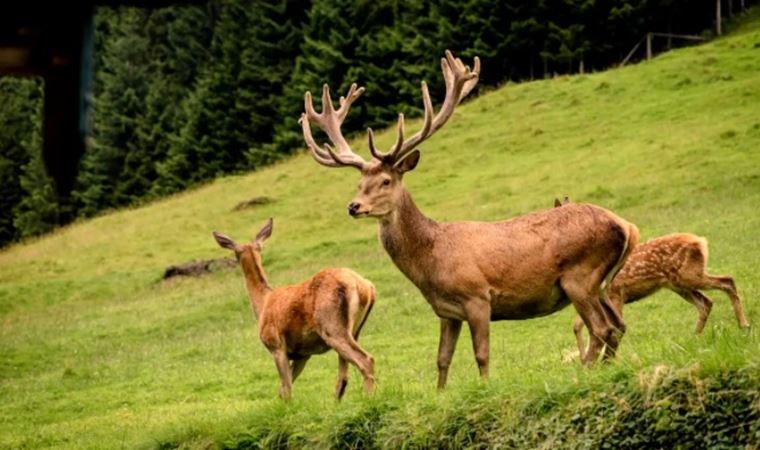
(646, 32), (653, 60)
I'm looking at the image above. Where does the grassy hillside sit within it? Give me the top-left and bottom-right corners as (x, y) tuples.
(2, 10), (760, 449)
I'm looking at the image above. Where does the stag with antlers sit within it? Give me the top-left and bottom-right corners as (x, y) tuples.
(300, 51), (639, 388)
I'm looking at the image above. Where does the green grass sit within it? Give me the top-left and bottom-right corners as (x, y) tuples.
(3, 10), (760, 449)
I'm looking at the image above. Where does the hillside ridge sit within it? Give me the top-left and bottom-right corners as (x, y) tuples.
(1, 9), (759, 449)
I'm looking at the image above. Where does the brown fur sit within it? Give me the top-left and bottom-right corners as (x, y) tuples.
(213, 219), (376, 400)
(301, 53), (640, 388)
(365, 183), (638, 387)
(573, 233), (750, 359)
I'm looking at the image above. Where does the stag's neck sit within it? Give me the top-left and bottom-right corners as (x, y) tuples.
(240, 256), (272, 319)
(379, 189), (439, 284)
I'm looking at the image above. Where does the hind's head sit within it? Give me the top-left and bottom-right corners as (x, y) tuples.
(212, 218), (273, 267)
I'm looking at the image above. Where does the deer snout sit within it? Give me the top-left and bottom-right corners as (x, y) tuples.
(348, 202), (361, 217)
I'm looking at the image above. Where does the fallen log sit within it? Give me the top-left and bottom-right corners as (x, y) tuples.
(232, 196), (274, 211)
(163, 257), (237, 279)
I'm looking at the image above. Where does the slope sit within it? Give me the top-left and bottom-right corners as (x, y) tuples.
(1, 10), (760, 449)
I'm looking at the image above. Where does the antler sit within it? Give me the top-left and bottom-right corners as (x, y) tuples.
(369, 50), (480, 164)
(300, 83), (369, 170)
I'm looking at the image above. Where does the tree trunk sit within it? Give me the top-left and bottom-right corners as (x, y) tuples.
(529, 54), (535, 80)
(716, 0), (722, 35)
(667, 16), (673, 49)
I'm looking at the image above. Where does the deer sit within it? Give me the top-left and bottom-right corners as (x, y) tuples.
(299, 50), (640, 389)
(213, 218), (376, 400)
(572, 232), (750, 360)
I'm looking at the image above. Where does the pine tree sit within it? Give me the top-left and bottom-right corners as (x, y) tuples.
(13, 115), (59, 239)
(156, 0), (310, 195)
(75, 8), (150, 216)
(121, 5), (212, 203)
(272, 0), (361, 156)
(243, 0), (310, 166)
(0, 77), (42, 246)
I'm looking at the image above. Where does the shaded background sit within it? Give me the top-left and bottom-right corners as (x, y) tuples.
(0, 0), (750, 247)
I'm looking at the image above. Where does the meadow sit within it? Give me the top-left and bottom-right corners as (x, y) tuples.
(2, 9), (760, 449)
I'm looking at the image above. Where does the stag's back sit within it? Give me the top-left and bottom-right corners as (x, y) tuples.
(445, 203), (637, 286)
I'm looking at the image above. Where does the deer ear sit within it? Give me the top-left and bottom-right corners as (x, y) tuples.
(213, 231), (237, 251)
(254, 218), (274, 244)
(554, 198), (562, 208)
(393, 149), (420, 173)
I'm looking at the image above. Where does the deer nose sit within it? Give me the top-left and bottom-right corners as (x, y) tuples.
(347, 202), (361, 216)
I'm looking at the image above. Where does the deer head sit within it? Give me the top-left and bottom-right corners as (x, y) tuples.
(300, 51), (480, 219)
(213, 218), (274, 264)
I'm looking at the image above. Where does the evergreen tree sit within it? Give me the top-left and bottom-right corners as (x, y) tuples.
(2, 0), (750, 240)
(75, 8), (150, 216)
(272, 0), (362, 155)
(122, 5), (212, 202)
(156, 0), (309, 195)
(244, 0), (310, 166)
(0, 77), (42, 246)
(13, 115), (59, 239)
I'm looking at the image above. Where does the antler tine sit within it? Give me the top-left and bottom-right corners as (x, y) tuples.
(432, 50), (476, 134)
(300, 84), (369, 170)
(300, 113), (342, 168)
(387, 50), (479, 163)
(303, 91), (319, 121)
(391, 113), (406, 153)
(322, 143), (364, 170)
(460, 56), (481, 101)
(393, 81), (433, 157)
(320, 84), (336, 116)
(368, 128), (382, 160)
(337, 83), (365, 121)
(368, 113), (407, 161)
(301, 94), (336, 163)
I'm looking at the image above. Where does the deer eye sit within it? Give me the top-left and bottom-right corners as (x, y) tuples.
(382, 179), (391, 186)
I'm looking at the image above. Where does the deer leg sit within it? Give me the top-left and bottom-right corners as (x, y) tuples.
(600, 297), (625, 360)
(290, 356), (310, 384)
(574, 294), (623, 361)
(335, 356), (349, 400)
(272, 349), (293, 400)
(703, 275), (749, 329)
(323, 334), (375, 394)
(580, 307), (615, 366)
(689, 290), (714, 333)
(464, 299), (492, 381)
(573, 316), (587, 361)
(437, 318), (463, 389)
(347, 337), (375, 393)
(563, 278), (620, 366)
(675, 288), (713, 333)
